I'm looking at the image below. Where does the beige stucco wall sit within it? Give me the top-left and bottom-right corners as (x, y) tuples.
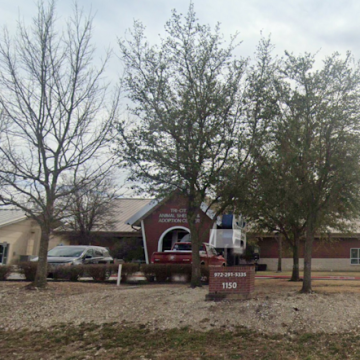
(260, 258), (360, 272)
(0, 219), (41, 264)
(0, 221), (73, 265)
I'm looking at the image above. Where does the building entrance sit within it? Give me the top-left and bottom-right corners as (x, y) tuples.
(158, 227), (190, 251)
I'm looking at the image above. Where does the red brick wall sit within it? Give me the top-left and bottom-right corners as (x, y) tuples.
(256, 236), (360, 259)
(143, 194), (214, 261)
(209, 266), (255, 295)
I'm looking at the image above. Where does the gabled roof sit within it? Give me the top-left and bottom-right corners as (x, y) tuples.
(109, 198), (152, 232)
(125, 198), (163, 226)
(56, 198), (153, 233)
(0, 209), (28, 228)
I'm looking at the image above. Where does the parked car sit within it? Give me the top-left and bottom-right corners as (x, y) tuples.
(32, 245), (114, 277)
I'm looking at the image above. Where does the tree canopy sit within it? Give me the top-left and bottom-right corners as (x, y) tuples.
(243, 47), (360, 291)
(116, 4), (265, 286)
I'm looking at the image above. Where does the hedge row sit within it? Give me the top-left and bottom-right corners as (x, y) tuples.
(0, 265), (12, 280)
(141, 264), (209, 282)
(1, 262), (210, 283)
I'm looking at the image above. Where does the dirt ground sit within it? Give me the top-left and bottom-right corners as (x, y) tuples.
(2, 277), (360, 359)
(2, 275), (360, 335)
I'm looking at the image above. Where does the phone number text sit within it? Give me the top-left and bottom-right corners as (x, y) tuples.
(214, 272), (247, 278)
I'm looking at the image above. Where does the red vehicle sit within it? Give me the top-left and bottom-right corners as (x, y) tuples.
(151, 242), (226, 266)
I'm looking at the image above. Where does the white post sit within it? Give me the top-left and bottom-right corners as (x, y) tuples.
(116, 264), (122, 286)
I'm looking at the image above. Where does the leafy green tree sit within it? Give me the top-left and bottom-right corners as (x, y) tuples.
(283, 51), (360, 293)
(225, 38), (307, 280)
(116, 4), (261, 287)
(249, 49), (360, 291)
(246, 147), (307, 281)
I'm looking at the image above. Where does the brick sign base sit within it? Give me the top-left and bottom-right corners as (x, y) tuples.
(206, 265), (255, 301)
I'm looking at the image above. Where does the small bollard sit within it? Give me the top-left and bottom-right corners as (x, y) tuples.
(116, 264), (122, 286)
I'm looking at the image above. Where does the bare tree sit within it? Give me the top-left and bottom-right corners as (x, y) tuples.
(0, 1), (119, 288)
(64, 172), (120, 245)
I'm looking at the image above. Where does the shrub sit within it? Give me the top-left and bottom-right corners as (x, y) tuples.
(112, 263), (141, 283)
(111, 238), (145, 262)
(53, 265), (84, 281)
(141, 264), (170, 283)
(141, 264), (210, 283)
(167, 264), (192, 282)
(18, 261), (37, 281)
(0, 265), (12, 280)
(86, 264), (112, 281)
(121, 263), (141, 276)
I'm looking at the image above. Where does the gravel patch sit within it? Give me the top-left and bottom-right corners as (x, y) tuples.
(1, 281), (360, 335)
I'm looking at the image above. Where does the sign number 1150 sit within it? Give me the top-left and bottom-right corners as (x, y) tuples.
(222, 282), (237, 289)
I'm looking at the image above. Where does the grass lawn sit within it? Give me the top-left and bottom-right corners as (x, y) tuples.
(257, 270), (360, 277)
(1, 323), (360, 360)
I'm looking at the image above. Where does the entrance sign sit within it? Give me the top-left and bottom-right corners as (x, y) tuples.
(206, 265), (255, 300)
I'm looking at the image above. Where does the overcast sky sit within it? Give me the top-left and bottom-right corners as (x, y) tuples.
(1, 0), (360, 193)
(1, 0), (360, 79)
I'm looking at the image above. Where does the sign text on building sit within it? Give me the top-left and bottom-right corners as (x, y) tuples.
(158, 208), (200, 224)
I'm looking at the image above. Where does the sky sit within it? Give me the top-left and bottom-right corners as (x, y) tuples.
(1, 0), (360, 194)
(1, 0), (360, 79)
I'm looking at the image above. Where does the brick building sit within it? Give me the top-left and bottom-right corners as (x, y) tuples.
(52, 194), (360, 271)
(126, 193), (214, 264)
(253, 232), (360, 271)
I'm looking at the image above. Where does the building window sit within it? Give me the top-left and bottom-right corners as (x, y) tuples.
(350, 248), (360, 264)
(0, 244), (9, 265)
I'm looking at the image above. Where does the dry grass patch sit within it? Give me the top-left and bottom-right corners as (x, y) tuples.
(254, 277), (360, 296)
(1, 324), (360, 360)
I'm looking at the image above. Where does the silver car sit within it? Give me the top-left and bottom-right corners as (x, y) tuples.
(32, 245), (114, 275)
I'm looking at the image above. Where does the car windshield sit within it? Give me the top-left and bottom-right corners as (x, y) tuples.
(173, 243), (192, 251)
(47, 247), (86, 258)
(205, 244), (218, 256)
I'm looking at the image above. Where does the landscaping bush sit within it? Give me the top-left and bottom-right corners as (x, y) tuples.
(110, 263), (140, 282)
(121, 263), (141, 276)
(86, 264), (112, 281)
(167, 264), (192, 282)
(141, 264), (210, 283)
(53, 265), (85, 281)
(141, 264), (171, 282)
(18, 261), (37, 281)
(0, 265), (12, 280)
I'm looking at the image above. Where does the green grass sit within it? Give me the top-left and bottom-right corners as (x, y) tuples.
(1, 324), (360, 359)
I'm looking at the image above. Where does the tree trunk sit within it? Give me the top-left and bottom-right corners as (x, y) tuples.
(277, 234), (282, 272)
(189, 220), (202, 288)
(290, 234), (300, 281)
(33, 226), (50, 288)
(301, 224), (314, 293)
(186, 189), (202, 288)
